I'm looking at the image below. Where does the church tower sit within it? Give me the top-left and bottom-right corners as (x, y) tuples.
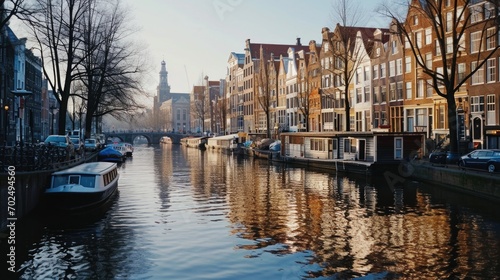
(157, 60), (171, 103)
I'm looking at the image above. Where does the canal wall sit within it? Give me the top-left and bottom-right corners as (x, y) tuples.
(409, 161), (500, 201)
(0, 153), (98, 232)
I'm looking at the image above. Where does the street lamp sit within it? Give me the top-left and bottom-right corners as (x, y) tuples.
(4, 105), (8, 145)
(50, 105), (58, 135)
(11, 89), (32, 146)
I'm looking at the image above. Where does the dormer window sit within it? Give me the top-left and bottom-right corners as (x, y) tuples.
(376, 48), (380, 57)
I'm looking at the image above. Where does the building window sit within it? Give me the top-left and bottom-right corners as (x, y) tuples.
(437, 104), (445, 129)
(373, 86), (379, 104)
(470, 5), (484, 24)
(446, 37), (453, 54)
(394, 137), (403, 159)
(470, 31), (482, 53)
(391, 40), (398, 55)
(396, 58), (403, 75)
(446, 12), (453, 32)
(425, 53), (432, 68)
(364, 66), (370, 81)
(415, 31), (422, 48)
(373, 64), (379, 79)
(356, 88), (362, 103)
(390, 83), (396, 101)
(487, 94), (496, 125)
(356, 111), (362, 131)
(344, 138), (357, 153)
(389, 60), (395, 77)
(487, 27), (496, 50)
(381, 86), (387, 102)
(364, 86), (370, 102)
(426, 79), (433, 97)
(310, 139), (325, 151)
(471, 61), (484, 84)
(405, 56), (412, 73)
(486, 58), (496, 83)
(417, 79), (424, 98)
(425, 28), (432, 45)
(471, 96), (485, 113)
(458, 63), (465, 81)
(397, 82), (403, 100)
(405, 82), (412, 99)
(380, 63), (386, 78)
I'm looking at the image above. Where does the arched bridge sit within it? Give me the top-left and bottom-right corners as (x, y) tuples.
(105, 131), (196, 145)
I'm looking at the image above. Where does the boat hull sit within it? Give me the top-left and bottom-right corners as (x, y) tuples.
(44, 180), (118, 211)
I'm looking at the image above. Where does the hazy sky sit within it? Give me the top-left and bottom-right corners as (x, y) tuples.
(122, 0), (390, 100)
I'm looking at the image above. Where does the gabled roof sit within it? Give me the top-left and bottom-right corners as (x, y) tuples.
(246, 38), (310, 60)
(335, 24), (389, 56)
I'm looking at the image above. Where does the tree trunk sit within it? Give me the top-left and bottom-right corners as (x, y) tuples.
(447, 93), (458, 153)
(58, 95), (69, 135)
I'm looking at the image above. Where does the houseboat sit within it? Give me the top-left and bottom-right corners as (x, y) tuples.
(279, 131), (425, 175)
(44, 162), (119, 210)
(181, 136), (209, 150)
(206, 133), (242, 152)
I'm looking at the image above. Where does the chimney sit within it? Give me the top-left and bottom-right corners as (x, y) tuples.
(296, 38), (301, 46)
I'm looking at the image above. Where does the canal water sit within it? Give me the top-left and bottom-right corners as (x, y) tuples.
(4, 144), (500, 279)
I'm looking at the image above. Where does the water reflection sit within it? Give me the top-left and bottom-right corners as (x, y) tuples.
(10, 144), (500, 279)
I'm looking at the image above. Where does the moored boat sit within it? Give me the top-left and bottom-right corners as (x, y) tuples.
(119, 142), (134, 157)
(160, 136), (172, 144)
(44, 162), (119, 211)
(98, 146), (125, 162)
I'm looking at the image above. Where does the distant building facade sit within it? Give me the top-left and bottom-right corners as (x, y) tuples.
(153, 60), (190, 132)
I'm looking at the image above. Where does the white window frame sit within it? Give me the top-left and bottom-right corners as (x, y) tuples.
(471, 61), (484, 85)
(470, 31), (482, 53)
(425, 28), (432, 45)
(405, 56), (412, 73)
(486, 58), (496, 83)
(394, 137), (403, 160)
(487, 94), (496, 125)
(405, 81), (412, 99)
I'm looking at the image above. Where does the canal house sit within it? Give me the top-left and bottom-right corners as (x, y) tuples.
(279, 131), (425, 174)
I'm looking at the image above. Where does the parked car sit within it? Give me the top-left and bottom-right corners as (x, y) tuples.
(70, 137), (84, 155)
(429, 150), (461, 164)
(43, 135), (76, 158)
(84, 138), (101, 152)
(458, 149), (500, 172)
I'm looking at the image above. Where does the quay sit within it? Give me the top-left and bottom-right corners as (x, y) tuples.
(409, 160), (500, 202)
(0, 146), (98, 231)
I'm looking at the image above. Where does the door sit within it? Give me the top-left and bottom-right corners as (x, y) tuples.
(358, 139), (366, 161)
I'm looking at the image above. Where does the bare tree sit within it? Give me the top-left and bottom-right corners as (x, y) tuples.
(23, 0), (89, 135)
(76, 0), (146, 138)
(255, 46), (274, 138)
(382, 0), (500, 153)
(191, 85), (207, 134)
(0, 0), (31, 30)
(296, 51), (311, 132)
(328, 0), (368, 131)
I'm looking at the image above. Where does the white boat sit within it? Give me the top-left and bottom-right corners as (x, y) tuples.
(44, 162), (119, 210)
(205, 133), (240, 151)
(160, 136), (172, 144)
(119, 142), (134, 157)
